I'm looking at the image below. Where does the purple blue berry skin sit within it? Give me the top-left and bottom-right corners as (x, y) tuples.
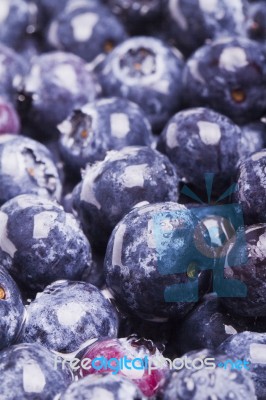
(97, 36), (184, 132)
(0, 43), (27, 104)
(182, 37), (266, 125)
(47, 1), (127, 63)
(16, 51), (100, 139)
(60, 374), (146, 400)
(239, 122), (266, 160)
(73, 146), (180, 250)
(21, 280), (119, 353)
(0, 98), (20, 134)
(163, 349), (256, 400)
(220, 224), (266, 317)
(0, 266), (25, 350)
(58, 97), (153, 174)
(0, 342), (73, 400)
(247, 1), (266, 42)
(234, 149), (266, 224)
(0, 0), (37, 50)
(219, 331), (266, 399)
(157, 107), (242, 193)
(0, 135), (62, 205)
(164, 0), (247, 56)
(0, 194), (92, 294)
(104, 202), (210, 321)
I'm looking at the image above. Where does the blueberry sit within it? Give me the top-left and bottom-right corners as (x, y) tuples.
(0, 266), (25, 350)
(21, 280), (118, 353)
(0, 194), (92, 293)
(239, 121), (266, 160)
(105, 0), (163, 35)
(0, 0), (38, 50)
(220, 223), (266, 317)
(182, 37), (266, 124)
(0, 43), (27, 103)
(234, 149), (266, 223)
(60, 374), (146, 400)
(247, 1), (266, 41)
(104, 202), (211, 321)
(98, 36), (184, 131)
(0, 135), (62, 205)
(73, 146), (179, 249)
(219, 331), (266, 399)
(163, 349), (256, 400)
(58, 98), (153, 174)
(0, 97), (20, 134)
(174, 293), (250, 355)
(0, 342), (73, 399)
(47, 1), (127, 62)
(164, 0), (247, 56)
(78, 336), (168, 397)
(157, 107), (242, 193)
(16, 51), (100, 139)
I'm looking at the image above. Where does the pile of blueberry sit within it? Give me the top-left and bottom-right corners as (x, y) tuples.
(1, 0), (266, 399)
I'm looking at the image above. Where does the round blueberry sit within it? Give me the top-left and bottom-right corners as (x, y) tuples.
(0, 342), (73, 399)
(234, 149), (266, 224)
(0, 266), (25, 350)
(182, 37), (266, 124)
(220, 224), (266, 317)
(163, 348), (256, 400)
(16, 51), (100, 139)
(164, 0), (247, 56)
(22, 280), (119, 353)
(58, 97), (153, 173)
(98, 36), (184, 131)
(47, 1), (127, 62)
(60, 374), (146, 400)
(0, 194), (92, 293)
(239, 121), (266, 160)
(219, 331), (266, 399)
(73, 146), (180, 249)
(104, 202), (211, 321)
(157, 107), (242, 193)
(247, 1), (266, 41)
(0, 135), (62, 205)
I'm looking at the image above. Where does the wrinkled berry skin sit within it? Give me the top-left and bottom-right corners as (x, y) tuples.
(182, 37), (266, 124)
(0, 342), (73, 400)
(73, 146), (179, 249)
(0, 194), (92, 293)
(0, 266), (25, 350)
(220, 224), (266, 317)
(234, 150), (266, 223)
(48, 1), (127, 62)
(0, 43), (27, 103)
(174, 293), (250, 355)
(157, 107), (241, 192)
(0, 135), (62, 205)
(219, 331), (266, 399)
(239, 122), (265, 160)
(61, 374), (146, 400)
(247, 1), (266, 41)
(0, 0), (37, 50)
(78, 336), (168, 397)
(98, 36), (184, 131)
(16, 51), (99, 139)
(21, 280), (118, 353)
(104, 202), (210, 321)
(163, 348), (256, 400)
(164, 0), (247, 56)
(58, 98), (153, 173)
(0, 98), (20, 134)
